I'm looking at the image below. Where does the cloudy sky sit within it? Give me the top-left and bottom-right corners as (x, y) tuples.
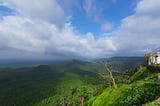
(0, 0), (160, 60)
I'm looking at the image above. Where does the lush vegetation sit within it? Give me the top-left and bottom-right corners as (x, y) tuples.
(0, 60), (107, 106)
(0, 57), (149, 106)
(145, 97), (160, 106)
(85, 65), (160, 106)
(99, 57), (145, 72)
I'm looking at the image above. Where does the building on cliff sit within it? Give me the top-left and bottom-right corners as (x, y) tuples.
(145, 52), (160, 65)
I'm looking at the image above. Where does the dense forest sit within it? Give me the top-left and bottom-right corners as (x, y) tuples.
(0, 57), (159, 106)
(0, 60), (105, 106)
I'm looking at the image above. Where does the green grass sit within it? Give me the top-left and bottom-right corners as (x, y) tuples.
(85, 65), (160, 106)
(129, 66), (147, 83)
(145, 97), (160, 106)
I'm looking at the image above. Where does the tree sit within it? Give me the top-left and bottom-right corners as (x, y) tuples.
(102, 62), (118, 89)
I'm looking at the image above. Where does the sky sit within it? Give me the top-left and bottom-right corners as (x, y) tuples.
(0, 0), (160, 60)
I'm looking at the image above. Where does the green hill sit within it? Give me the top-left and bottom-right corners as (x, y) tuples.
(0, 60), (107, 106)
(99, 57), (145, 73)
(85, 65), (160, 106)
(0, 57), (148, 106)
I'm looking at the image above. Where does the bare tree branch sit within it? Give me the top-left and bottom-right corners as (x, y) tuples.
(102, 62), (118, 89)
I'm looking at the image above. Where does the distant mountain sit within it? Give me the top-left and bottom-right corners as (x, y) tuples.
(0, 59), (63, 66)
(98, 57), (145, 73)
(62, 59), (89, 66)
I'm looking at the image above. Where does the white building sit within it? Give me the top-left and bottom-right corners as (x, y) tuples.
(145, 52), (160, 65)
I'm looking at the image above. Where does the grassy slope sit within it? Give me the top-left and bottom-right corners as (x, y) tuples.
(85, 65), (160, 106)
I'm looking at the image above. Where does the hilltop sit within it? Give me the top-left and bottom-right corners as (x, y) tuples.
(85, 65), (160, 106)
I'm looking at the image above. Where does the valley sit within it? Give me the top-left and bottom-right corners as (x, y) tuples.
(0, 57), (145, 106)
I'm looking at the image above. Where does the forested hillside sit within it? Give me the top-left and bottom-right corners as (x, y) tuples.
(99, 57), (145, 72)
(85, 65), (160, 106)
(0, 57), (145, 106)
(0, 60), (106, 106)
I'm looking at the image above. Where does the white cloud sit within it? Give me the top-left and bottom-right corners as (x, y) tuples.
(135, 0), (160, 17)
(0, 0), (160, 60)
(57, 0), (81, 14)
(101, 22), (114, 32)
(0, 15), (116, 59)
(83, 0), (115, 32)
(0, 16), (50, 53)
(83, 0), (100, 22)
(111, 0), (160, 56)
(1, 0), (66, 26)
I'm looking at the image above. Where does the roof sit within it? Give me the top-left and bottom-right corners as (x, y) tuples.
(146, 52), (160, 57)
